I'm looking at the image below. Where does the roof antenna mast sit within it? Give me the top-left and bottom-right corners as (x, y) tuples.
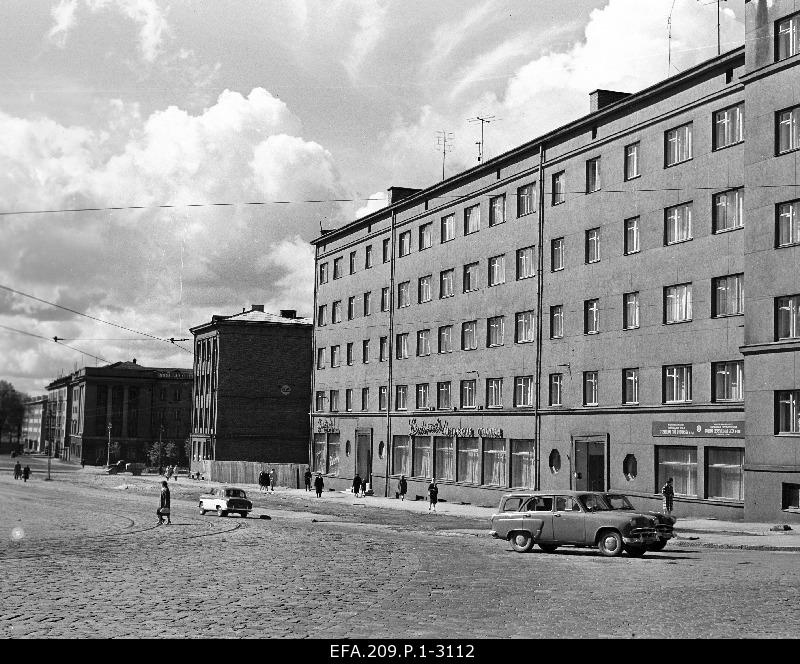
(468, 115), (496, 164)
(435, 130), (454, 181)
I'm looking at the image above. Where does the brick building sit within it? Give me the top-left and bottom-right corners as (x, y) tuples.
(189, 305), (312, 472)
(311, 0), (800, 521)
(21, 395), (47, 453)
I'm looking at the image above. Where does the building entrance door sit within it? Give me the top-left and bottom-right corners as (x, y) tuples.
(356, 430), (372, 485)
(573, 437), (606, 492)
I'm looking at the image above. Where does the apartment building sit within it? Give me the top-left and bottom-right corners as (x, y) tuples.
(21, 395), (48, 453)
(311, 0), (800, 521)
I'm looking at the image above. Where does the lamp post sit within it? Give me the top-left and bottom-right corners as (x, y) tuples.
(158, 423), (165, 474)
(106, 421), (112, 467)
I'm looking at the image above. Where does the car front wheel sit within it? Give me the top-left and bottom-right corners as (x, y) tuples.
(199, 503), (207, 516)
(510, 531), (534, 553)
(597, 530), (624, 557)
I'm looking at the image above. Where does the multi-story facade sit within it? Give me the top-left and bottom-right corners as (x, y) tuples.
(311, 0), (800, 521)
(62, 360), (193, 464)
(189, 305), (312, 472)
(21, 396), (48, 453)
(45, 376), (71, 460)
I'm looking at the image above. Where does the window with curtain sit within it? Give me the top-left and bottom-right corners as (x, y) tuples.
(482, 438), (507, 486)
(511, 439), (535, 488)
(313, 433), (326, 473)
(413, 436), (433, 478)
(656, 446), (697, 497)
(327, 433), (340, 476)
(393, 435), (411, 476)
(435, 437), (455, 480)
(665, 202), (692, 244)
(706, 447), (744, 500)
(457, 437), (480, 483)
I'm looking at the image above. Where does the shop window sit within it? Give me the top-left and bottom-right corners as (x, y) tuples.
(393, 435), (411, 475)
(457, 437), (480, 483)
(434, 437), (455, 480)
(705, 447), (744, 501)
(482, 439), (507, 486)
(656, 446), (697, 497)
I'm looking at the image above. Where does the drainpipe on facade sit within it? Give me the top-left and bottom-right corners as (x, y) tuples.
(310, 244), (319, 475)
(385, 208), (397, 497)
(533, 144), (546, 491)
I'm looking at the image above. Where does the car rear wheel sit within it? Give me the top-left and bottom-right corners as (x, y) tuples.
(217, 508), (227, 517)
(647, 539), (668, 552)
(624, 545), (647, 557)
(538, 543), (558, 553)
(510, 531), (534, 553)
(597, 530), (624, 557)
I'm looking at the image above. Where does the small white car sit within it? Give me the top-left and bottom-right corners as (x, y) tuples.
(199, 487), (252, 517)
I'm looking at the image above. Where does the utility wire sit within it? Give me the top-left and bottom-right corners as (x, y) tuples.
(0, 324), (109, 363)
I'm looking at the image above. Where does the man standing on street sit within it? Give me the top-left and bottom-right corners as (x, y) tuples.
(13, 461), (21, 480)
(269, 468), (276, 492)
(258, 469), (267, 492)
(398, 475), (407, 501)
(158, 480), (171, 525)
(352, 473), (362, 496)
(22, 465), (31, 482)
(304, 469), (312, 491)
(428, 479), (438, 512)
(314, 473), (324, 498)
(661, 477), (675, 515)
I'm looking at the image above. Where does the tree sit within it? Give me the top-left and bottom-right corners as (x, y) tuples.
(0, 380), (26, 447)
(147, 441), (166, 467)
(164, 442), (179, 465)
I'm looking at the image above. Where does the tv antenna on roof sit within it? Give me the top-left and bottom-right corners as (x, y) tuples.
(435, 130), (454, 181)
(468, 115), (496, 163)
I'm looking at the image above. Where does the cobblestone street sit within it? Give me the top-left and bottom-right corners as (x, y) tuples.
(2, 457), (800, 639)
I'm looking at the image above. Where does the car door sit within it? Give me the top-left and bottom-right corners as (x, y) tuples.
(522, 496), (555, 542)
(552, 496), (586, 544)
(492, 496), (526, 538)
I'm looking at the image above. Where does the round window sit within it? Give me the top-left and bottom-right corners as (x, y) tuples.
(378, 441), (385, 459)
(549, 449), (561, 474)
(345, 440), (352, 457)
(623, 454), (637, 481)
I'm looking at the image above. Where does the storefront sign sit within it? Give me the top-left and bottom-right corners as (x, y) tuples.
(316, 418), (340, 433)
(651, 421), (745, 438)
(408, 418), (503, 438)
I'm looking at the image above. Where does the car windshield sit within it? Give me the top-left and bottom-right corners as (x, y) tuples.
(604, 494), (635, 510)
(226, 489), (246, 498)
(579, 494), (614, 511)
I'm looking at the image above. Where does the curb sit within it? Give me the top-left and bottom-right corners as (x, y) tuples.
(673, 540), (800, 552)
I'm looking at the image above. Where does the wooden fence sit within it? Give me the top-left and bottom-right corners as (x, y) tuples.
(197, 461), (309, 488)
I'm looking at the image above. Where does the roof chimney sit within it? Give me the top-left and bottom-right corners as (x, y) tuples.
(251, 304), (265, 312)
(589, 89), (631, 113)
(387, 186), (422, 205)
(280, 309), (297, 319)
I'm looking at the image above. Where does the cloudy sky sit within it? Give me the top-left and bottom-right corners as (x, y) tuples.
(0, 0), (745, 395)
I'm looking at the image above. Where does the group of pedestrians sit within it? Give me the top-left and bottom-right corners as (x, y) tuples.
(258, 468), (277, 492)
(351, 473), (368, 497)
(396, 475), (439, 511)
(13, 461), (31, 482)
(164, 465), (179, 482)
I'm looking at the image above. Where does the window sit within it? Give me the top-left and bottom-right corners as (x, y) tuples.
(552, 171), (565, 205)
(329, 390), (340, 412)
(777, 295), (800, 339)
(551, 237), (564, 271)
(657, 446), (697, 497)
(664, 365), (692, 403)
(623, 292), (640, 329)
(362, 339), (370, 363)
(460, 380), (476, 409)
(487, 378), (503, 408)
(713, 189), (744, 233)
(583, 372), (598, 406)
(416, 383), (430, 409)
(440, 269), (454, 298)
(585, 228), (600, 263)
(713, 104), (744, 150)
(332, 300), (342, 323)
(517, 183), (536, 217)
(398, 230), (411, 257)
(379, 336), (388, 362)
(779, 391), (800, 433)
(624, 142), (640, 180)
(397, 281), (410, 308)
(515, 376), (534, 407)
(393, 435), (410, 475)
(381, 287), (390, 312)
(317, 304), (327, 327)
(395, 385), (408, 411)
(665, 123), (692, 166)
(315, 391), (325, 411)
(483, 438), (507, 486)
(347, 296), (356, 320)
(550, 305), (564, 339)
(584, 299), (599, 334)
(437, 382), (451, 409)
(713, 274), (744, 317)
(319, 262), (329, 284)
(418, 275), (432, 303)
(665, 283), (693, 323)
(378, 386), (388, 411)
(413, 436), (433, 477)
(417, 329), (431, 356)
(396, 333), (409, 359)
(515, 310), (535, 343)
(549, 374), (562, 406)
(345, 389), (353, 412)
(316, 348), (325, 369)
(333, 257), (343, 279)
(361, 387), (369, 411)
(461, 321), (477, 350)
(624, 217), (640, 254)
(623, 454), (637, 481)
(463, 262), (479, 292)
(586, 157), (601, 193)
(489, 195), (505, 226)
(785, 483), (800, 510)
(435, 436), (455, 480)
(441, 213), (455, 242)
(382, 237), (390, 263)
(777, 200), (800, 246)
(516, 246), (535, 280)
(777, 106), (800, 154)
(365, 244), (373, 268)
(487, 316), (504, 347)
(438, 325), (453, 353)
(464, 204), (480, 234)
(363, 292), (372, 316)
(623, 368), (639, 404)
(713, 361), (744, 402)
(419, 222), (432, 250)
(346, 342), (354, 366)
(488, 255), (505, 286)
(665, 203), (692, 244)
(457, 437), (480, 482)
(511, 439), (535, 487)
(777, 13), (800, 60)
(349, 251), (356, 274)
(330, 345), (340, 367)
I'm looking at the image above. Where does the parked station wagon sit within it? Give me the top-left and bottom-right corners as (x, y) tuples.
(199, 487), (252, 518)
(603, 492), (676, 551)
(490, 490), (659, 557)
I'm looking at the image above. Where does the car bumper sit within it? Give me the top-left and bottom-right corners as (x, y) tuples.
(623, 530), (658, 545)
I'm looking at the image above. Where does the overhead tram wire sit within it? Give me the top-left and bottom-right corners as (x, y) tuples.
(0, 284), (191, 353)
(0, 324), (109, 364)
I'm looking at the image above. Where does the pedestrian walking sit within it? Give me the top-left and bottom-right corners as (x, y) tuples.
(157, 480), (171, 525)
(661, 477), (675, 515)
(81, 458), (85, 469)
(269, 468), (276, 492)
(398, 475), (407, 501)
(314, 473), (324, 498)
(13, 461), (21, 480)
(304, 469), (312, 491)
(165, 465), (173, 481)
(428, 479), (439, 512)
(258, 469), (267, 492)
(22, 465), (31, 482)
(352, 473), (362, 495)
(360, 477), (367, 497)
(172, 465), (178, 482)
(263, 469), (271, 492)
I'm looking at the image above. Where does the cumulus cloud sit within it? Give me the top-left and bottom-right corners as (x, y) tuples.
(47, 0), (79, 47)
(354, 190), (387, 219)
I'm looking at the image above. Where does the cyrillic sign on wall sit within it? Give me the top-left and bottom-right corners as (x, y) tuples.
(651, 421), (745, 438)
